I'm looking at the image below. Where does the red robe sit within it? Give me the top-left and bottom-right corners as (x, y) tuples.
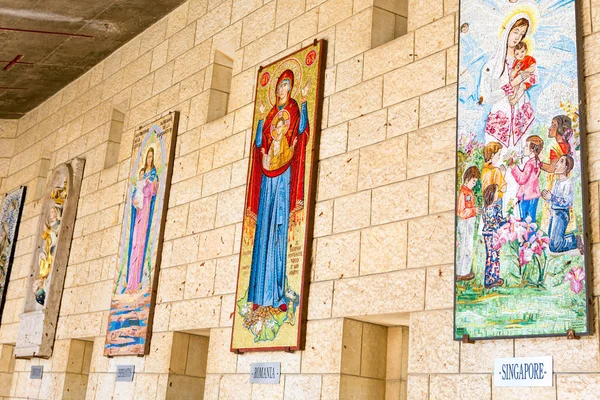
(246, 70), (309, 220)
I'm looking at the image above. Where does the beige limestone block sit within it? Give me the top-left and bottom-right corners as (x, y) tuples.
(172, 151), (199, 185)
(228, 68), (256, 112)
(317, 150), (359, 201)
(251, 378), (285, 399)
(333, 190), (372, 233)
(492, 380), (557, 400)
(241, 2), (276, 47)
(133, 373), (159, 399)
(143, 333), (174, 374)
(585, 77), (600, 134)
(184, 260), (216, 299)
(383, 51), (446, 107)
(219, 293), (235, 327)
(130, 74), (154, 107)
(206, 327), (237, 374)
(363, 32), (414, 80)
(195, 0), (232, 43)
(237, 350), (301, 374)
(213, 132), (245, 170)
(319, 123), (348, 160)
(387, 97), (419, 138)
(200, 113), (234, 149)
(173, 41), (212, 84)
(429, 374), (491, 400)
(334, 8), (373, 63)
(276, 0), (305, 27)
(166, 3), (189, 37)
(187, 195), (218, 235)
(202, 164), (232, 197)
(590, 181), (600, 243)
(321, 374), (341, 399)
(329, 78), (383, 126)
(339, 375), (385, 399)
(242, 24), (289, 71)
(213, 255), (238, 295)
(319, 0), (353, 32)
(371, 177), (428, 225)
(407, 119), (455, 178)
(171, 234), (200, 266)
(307, 280), (334, 320)
(180, 70), (206, 103)
(337, 55), (364, 93)
(169, 296), (222, 331)
(360, 220), (408, 275)
(584, 32), (600, 77)
(157, 265), (187, 303)
(408, 0), (443, 31)
(314, 200), (334, 238)
(515, 334), (600, 372)
(231, 0), (261, 22)
(588, 133), (600, 182)
(288, 8), (319, 46)
(186, 334), (209, 377)
(216, 374), (250, 400)
(407, 212), (454, 268)
(425, 264), (453, 310)
(348, 108), (388, 151)
(140, 19), (167, 55)
(170, 332), (190, 375)
(557, 374), (600, 399)
(460, 339), (513, 373)
(284, 375), (323, 400)
(340, 319), (362, 375)
(215, 185), (245, 227)
(429, 168), (455, 214)
(387, 326), (409, 380)
(152, 41), (169, 73)
(332, 268), (425, 316)
(409, 310), (459, 373)
(419, 84), (457, 127)
(415, 14), (455, 59)
(302, 319), (343, 373)
(359, 135), (408, 191)
(361, 323), (387, 379)
(315, 231), (361, 280)
(197, 225), (235, 260)
(168, 23), (196, 63)
(446, 46), (458, 85)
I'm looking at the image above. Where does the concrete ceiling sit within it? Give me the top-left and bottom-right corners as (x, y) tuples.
(0, 0), (188, 119)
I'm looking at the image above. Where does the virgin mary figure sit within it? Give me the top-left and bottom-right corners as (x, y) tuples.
(480, 14), (535, 147)
(246, 69), (309, 312)
(124, 147), (159, 293)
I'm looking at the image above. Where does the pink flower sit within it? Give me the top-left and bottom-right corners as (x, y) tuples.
(522, 216), (537, 235)
(564, 267), (585, 294)
(528, 231), (549, 256)
(492, 230), (507, 250)
(518, 245), (534, 267)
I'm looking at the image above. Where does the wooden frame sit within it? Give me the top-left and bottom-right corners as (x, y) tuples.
(231, 40), (326, 352)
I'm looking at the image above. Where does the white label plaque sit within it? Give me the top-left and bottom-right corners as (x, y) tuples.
(494, 356), (552, 387)
(30, 365), (43, 379)
(249, 362), (281, 384)
(116, 365), (135, 382)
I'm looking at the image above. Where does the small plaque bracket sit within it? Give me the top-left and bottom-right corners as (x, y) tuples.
(462, 334), (475, 344)
(566, 329), (581, 340)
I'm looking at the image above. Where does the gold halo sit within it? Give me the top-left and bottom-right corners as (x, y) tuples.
(268, 58), (303, 107)
(498, 6), (539, 39)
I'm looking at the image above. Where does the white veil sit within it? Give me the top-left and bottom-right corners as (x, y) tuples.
(483, 13), (531, 80)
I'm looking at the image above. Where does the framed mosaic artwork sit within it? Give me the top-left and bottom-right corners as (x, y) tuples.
(231, 40), (326, 352)
(105, 112), (179, 356)
(454, 0), (589, 339)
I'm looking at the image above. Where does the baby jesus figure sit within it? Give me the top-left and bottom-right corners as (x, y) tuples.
(133, 169), (145, 210)
(262, 115), (295, 171)
(509, 41), (537, 104)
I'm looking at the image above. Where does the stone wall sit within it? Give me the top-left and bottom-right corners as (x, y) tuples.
(0, 0), (599, 398)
